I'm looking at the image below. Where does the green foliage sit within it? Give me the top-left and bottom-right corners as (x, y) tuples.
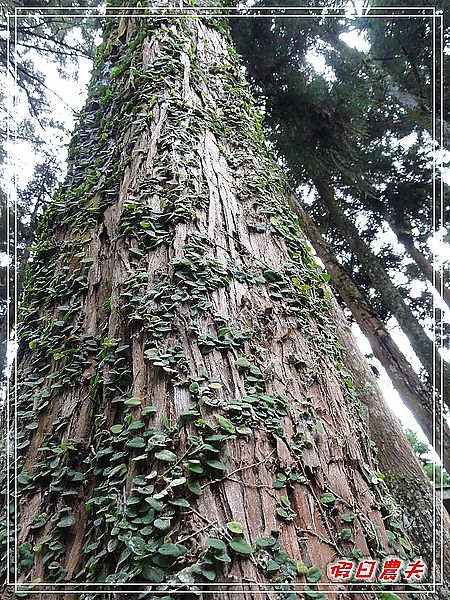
(231, 0), (449, 347)
(405, 429), (450, 487)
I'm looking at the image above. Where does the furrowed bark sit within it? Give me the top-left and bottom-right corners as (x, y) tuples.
(292, 200), (450, 473)
(1, 2), (432, 600)
(312, 177), (450, 405)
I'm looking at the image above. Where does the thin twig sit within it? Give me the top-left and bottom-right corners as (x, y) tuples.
(201, 448), (276, 489)
(176, 519), (218, 545)
(297, 527), (341, 557)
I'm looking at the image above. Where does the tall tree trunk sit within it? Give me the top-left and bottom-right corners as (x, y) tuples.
(330, 297), (450, 600)
(293, 200), (450, 473)
(392, 221), (450, 309)
(312, 177), (450, 403)
(355, 186), (450, 309)
(2, 3), (430, 599)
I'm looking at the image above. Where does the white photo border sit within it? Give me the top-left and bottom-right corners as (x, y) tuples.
(6, 3), (444, 596)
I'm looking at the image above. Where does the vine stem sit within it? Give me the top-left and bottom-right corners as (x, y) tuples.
(201, 448), (276, 489)
(177, 519), (218, 545)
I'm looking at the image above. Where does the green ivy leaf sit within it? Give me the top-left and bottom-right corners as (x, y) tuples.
(208, 382), (222, 390)
(18, 473), (29, 485)
(201, 566), (217, 580)
(153, 518), (171, 530)
(155, 449), (177, 462)
(399, 537), (412, 551)
(229, 536), (253, 555)
(128, 536), (147, 556)
(168, 498), (190, 508)
(25, 422), (39, 430)
(276, 507), (290, 520)
(184, 460), (203, 474)
(236, 425), (252, 435)
(214, 414), (235, 434)
(124, 397), (141, 407)
(296, 561), (308, 575)
(128, 420), (144, 430)
(169, 477), (186, 487)
(206, 459), (227, 471)
(57, 515), (75, 528)
(110, 424), (123, 434)
(267, 559), (280, 571)
(187, 481), (202, 495)
(132, 453), (148, 461)
(226, 521), (243, 534)
(158, 543), (187, 558)
(206, 538), (226, 551)
(235, 357), (251, 368)
(214, 550), (231, 563)
(306, 566), (322, 582)
(341, 512), (356, 522)
(125, 437), (145, 449)
(319, 492), (336, 506)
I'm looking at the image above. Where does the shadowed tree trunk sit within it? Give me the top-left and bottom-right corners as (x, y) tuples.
(329, 296), (450, 600)
(1, 2), (432, 599)
(292, 200), (450, 473)
(312, 177), (450, 402)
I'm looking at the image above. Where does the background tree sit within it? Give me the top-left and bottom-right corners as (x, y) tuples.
(230, 0), (450, 458)
(0, 0), (100, 385)
(406, 428), (450, 487)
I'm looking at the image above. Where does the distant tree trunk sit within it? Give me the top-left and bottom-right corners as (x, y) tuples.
(381, 77), (450, 151)
(357, 187), (450, 309)
(293, 200), (450, 473)
(312, 177), (450, 403)
(330, 297), (450, 600)
(2, 4), (421, 599)
(392, 220), (450, 309)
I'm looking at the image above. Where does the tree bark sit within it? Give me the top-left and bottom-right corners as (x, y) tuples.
(293, 200), (450, 473)
(312, 177), (450, 404)
(2, 3), (432, 600)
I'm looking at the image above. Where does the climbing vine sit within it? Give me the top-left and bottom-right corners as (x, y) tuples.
(3, 2), (417, 600)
